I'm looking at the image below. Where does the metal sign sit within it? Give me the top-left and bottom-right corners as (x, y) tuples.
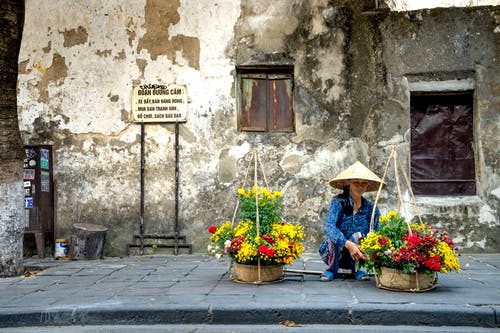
(131, 84), (187, 123)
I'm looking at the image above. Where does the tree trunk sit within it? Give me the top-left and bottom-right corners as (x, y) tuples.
(0, 0), (25, 277)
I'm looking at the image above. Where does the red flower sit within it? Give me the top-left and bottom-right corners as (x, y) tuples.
(230, 236), (244, 253)
(258, 245), (268, 256)
(258, 245), (275, 259)
(262, 234), (275, 245)
(207, 225), (217, 234)
(378, 236), (390, 247)
(423, 256), (441, 271)
(404, 234), (421, 247)
(439, 234), (454, 247)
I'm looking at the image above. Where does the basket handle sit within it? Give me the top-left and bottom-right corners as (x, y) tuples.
(369, 147), (394, 233)
(230, 148), (270, 283)
(369, 145), (423, 234)
(230, 149), (270, 228)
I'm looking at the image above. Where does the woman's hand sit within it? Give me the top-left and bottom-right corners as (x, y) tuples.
(345, 240), (366, 261)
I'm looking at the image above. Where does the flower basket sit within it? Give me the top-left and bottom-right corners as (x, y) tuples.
(375, 267), (437, 292)
(233, 262), (284, 284)
(360, 146), (460, 292)
(207, 150), (304, 284)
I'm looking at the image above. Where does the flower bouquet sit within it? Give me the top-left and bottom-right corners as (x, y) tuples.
(359, 210), (460, 291)
(207, 185), (304, 283)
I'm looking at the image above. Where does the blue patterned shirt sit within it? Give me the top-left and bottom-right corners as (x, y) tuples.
(324, 196), (380, 250)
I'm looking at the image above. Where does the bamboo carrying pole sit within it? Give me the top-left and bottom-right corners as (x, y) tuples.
(254, 154), (261, 282)
(283, 268), (323, 275)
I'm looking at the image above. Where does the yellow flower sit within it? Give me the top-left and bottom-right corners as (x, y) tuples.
(290, 241), (304, 258)
(437, 241), (460, 273)
(273, 238), (289, 257)
(235, 241), (257, 263)
(271, 223), (304, 241)
(237, 188), (245, 195)
(409, 222), (427, 233)
(387, 210), (398, 219)
(211, 221), (231, 242)
(359, 232), (383, 251)
(234, 220), (252, 237)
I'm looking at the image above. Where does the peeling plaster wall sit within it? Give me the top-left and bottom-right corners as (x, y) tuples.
(18, 0), (242, 255)
(17, 0), (499, 256)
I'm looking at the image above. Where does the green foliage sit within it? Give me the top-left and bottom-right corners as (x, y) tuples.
(238, 186), (283, 235)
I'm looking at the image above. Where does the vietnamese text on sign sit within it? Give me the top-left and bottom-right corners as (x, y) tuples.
(132, 84), (187, 123)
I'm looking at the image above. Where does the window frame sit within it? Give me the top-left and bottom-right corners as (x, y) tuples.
(410, 90), (476, 196)
(236, 65), (295, 133)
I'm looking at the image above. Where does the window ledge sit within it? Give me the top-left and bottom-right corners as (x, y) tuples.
(413, 195), (482, 207)
(408, 78), (475, 92)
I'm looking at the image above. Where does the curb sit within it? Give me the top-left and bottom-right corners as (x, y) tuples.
(0, 304), (497, 328)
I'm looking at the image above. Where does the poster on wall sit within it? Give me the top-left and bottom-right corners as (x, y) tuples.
(40, 148), (50, 169)
(131, 84), (188, 123)
(24, 197), (33, 209)
(25, 211), (30, 228)
(41, 171), (50, 192)
(24, 169), (35, 180)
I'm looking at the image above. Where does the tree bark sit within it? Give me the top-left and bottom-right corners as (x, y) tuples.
(0, 0), (25, 277)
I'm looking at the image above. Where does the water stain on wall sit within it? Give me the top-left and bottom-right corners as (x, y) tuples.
(137, 0), (200, 69)
(38, 53), (68, 102)
(61, 26), (88, 48)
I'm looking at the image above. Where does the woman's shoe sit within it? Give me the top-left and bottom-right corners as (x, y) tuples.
(320, 270), (334, 282)
(354, 271), (370, 281)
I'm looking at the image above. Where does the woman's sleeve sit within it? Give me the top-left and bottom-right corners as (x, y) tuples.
(373, 206), (381, 232)
(324, 199), (347, 249)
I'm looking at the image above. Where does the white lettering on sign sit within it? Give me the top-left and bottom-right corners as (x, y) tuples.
(131, 84), (187, 123)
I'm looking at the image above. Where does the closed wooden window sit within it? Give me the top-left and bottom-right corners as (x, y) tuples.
(238, 67), (294, 132)
(410, 91), (476, 195)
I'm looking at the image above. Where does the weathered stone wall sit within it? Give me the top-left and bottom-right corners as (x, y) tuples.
(374, 7), (500, 251)
(17, 0), (499, 256)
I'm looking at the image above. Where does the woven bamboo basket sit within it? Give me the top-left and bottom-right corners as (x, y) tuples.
(233, 262), (284, 284)
(376, 267), (438, 292)
(368, 146), (439, 292)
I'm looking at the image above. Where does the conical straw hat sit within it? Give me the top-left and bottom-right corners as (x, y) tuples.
(329, 161), (386, 192)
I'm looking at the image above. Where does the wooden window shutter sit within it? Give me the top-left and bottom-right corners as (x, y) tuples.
(240, 72), (294, 132)
(241, 75), (267, 131)
(268, 75), (294, 132)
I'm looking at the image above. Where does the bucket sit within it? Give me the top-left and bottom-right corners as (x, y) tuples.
(55, 238), (69, 259)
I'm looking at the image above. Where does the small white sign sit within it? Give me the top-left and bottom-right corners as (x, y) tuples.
(132, 84), (187, 123)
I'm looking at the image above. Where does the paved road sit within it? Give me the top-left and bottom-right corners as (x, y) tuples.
(0, 253), (498, 329)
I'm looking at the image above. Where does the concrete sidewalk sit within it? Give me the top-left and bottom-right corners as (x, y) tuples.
(0, 253), (498, 329)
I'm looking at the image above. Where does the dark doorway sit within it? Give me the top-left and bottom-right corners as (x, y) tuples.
(410, 91), (476, 196)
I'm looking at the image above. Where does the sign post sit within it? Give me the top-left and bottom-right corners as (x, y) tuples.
(127, 84), (192, 255)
